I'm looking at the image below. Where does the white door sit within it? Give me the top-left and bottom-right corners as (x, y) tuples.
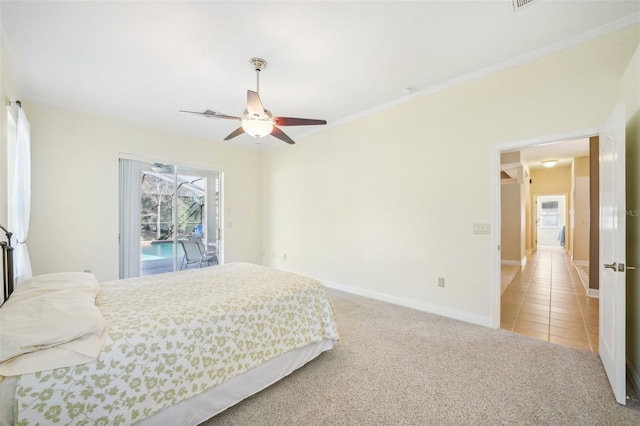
(599, 104), (626, 405)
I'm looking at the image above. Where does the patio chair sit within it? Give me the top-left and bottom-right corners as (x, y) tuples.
(200, 245), (217, 266)
(188, 236), (218, 265)
(179, 240), (211, 270)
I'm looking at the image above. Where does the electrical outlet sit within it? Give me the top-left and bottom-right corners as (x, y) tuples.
(438, 277), (445, 287)
(283, 253), (287, 260)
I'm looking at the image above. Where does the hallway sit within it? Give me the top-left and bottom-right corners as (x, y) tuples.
(500, 246), (598, 352)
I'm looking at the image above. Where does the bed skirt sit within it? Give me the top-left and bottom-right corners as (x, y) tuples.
(138, 339), (335, 425)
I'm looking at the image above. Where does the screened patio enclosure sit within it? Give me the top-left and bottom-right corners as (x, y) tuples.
(119, 158), (221, 278)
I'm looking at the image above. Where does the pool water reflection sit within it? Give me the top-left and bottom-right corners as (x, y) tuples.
(141, 240), (184, 261)
(140, 240), (216, 276)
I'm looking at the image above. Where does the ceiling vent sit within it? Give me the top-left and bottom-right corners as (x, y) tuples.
(512, 0), (536, 11)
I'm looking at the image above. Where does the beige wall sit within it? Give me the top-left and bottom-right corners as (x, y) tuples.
(573, 156), (590, 177)
(572, 156), (590, 264)
(529, 166), (573, 195)
(262, 26), (640, 325)
(622, 42), (640, 396)
(501, 182), (524, 264)
(25, 103), (263, 282)
(500, 152), (525, 264)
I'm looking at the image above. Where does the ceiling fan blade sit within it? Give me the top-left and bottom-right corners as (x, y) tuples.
(246, 90), (266, 118)
(224, 127), (245, 140)
(274, 117), (327, 126)
(271, 127), (295, 145)
(180, 110), (241, 120)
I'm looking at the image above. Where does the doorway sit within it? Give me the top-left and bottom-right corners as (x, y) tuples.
(495, 135), (598, 352)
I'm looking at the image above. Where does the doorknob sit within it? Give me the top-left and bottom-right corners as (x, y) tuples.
(603, 262), (617, 271)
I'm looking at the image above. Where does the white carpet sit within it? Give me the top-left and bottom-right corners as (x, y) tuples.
(204, 289), (639, 425)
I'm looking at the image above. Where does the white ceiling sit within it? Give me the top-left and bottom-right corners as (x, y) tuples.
(2, 1), (639, 150)
(520, 137), (591, 169)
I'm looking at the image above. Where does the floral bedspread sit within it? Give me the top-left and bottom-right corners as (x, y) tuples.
(13, 263), (338, 425)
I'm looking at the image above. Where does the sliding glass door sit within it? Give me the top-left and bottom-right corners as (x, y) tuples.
(119, 158), (221, 278)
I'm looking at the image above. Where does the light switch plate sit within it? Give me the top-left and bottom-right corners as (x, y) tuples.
(473, 223), (491, 234)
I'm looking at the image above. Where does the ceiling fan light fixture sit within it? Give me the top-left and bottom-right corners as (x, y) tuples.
(241, 118), (274, 139)
(542, 160), (558, 168)
(182, 57), (326, 145)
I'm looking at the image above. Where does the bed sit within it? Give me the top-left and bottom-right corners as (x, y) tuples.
(0, 234), (338, 425)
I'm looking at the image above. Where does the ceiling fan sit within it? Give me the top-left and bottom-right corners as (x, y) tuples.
(181, 58), (327, 145)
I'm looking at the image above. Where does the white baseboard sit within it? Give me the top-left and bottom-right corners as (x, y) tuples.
(320, 279), (494, 328)
(501, 257), (526, 267)
(628, 359), (640, 399)
(587, 288), (599, 298)
(573, 260), (589, 267)
(573, 264), (589, 294)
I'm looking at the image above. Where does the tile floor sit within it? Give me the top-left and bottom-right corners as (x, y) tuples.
(500, 245), (599, 352)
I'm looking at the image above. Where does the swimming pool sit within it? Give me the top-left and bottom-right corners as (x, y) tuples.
(141, 241), (184, 261)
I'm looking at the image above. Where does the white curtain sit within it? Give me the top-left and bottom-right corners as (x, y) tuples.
(119, 159), (141, 278)
(9, 107), (33, 284)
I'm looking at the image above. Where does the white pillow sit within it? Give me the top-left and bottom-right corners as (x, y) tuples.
(0, 272), (109, 377)
(13, 271), (100, 295)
